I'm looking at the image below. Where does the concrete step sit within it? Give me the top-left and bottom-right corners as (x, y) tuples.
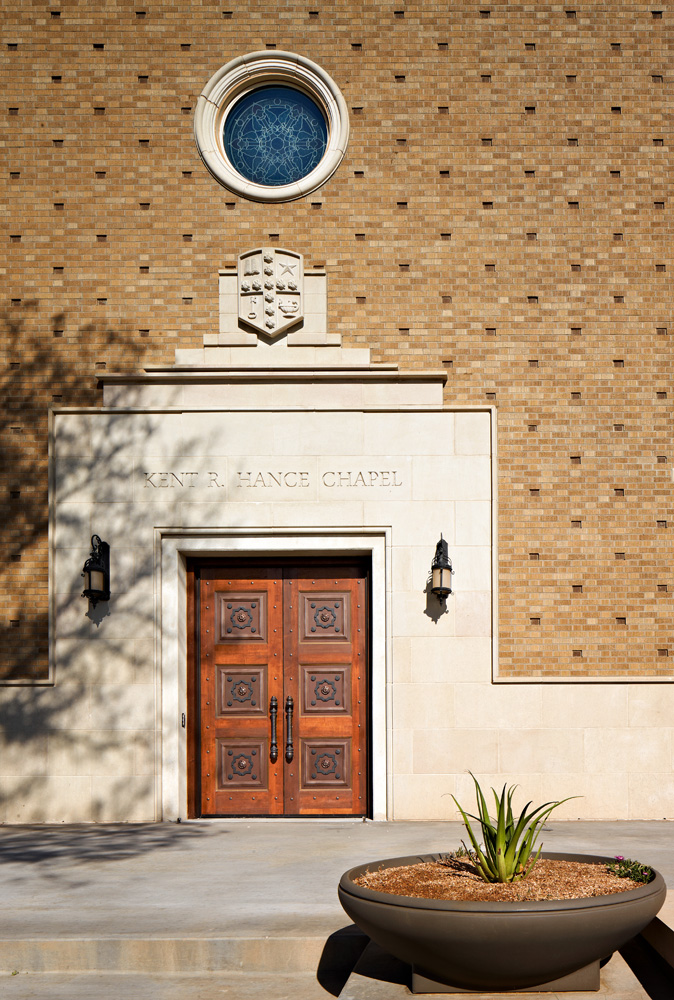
(0, 926), (369, 987)
(0, 936), (333, 974)
(1, 922), (673, 991)
(0, 971), (335, 1000)
(0, 948), (667, 1000)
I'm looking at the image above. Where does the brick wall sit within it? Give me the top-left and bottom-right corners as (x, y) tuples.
(1, 0), (671, 679)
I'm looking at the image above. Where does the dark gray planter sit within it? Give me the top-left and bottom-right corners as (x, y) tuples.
(338, 852), (666, 992)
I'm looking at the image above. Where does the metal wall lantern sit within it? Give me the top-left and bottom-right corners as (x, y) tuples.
(431, 535), (452, 600)
(81, 534), (110, 606)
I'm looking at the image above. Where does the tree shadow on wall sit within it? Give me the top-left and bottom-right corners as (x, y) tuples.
(0, 299), (153, 682)
(0, 300), (219, 826)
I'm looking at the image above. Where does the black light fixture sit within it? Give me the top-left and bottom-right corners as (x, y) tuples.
(81, 534), (110, 606)
(431, 535), (452, 599)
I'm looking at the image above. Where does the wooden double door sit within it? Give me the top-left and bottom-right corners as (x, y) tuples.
(192, 562), (369, 816)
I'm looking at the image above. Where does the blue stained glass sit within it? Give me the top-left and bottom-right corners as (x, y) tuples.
(224, 86), (328, 186)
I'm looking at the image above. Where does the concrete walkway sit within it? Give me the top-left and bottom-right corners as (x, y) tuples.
(0, 820), (672, 998)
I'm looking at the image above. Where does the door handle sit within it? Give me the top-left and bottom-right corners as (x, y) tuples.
(284, 695), (294, 763)
(269, 695), (278, 763)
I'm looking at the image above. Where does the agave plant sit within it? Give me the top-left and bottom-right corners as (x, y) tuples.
(452, 773), (578, 884)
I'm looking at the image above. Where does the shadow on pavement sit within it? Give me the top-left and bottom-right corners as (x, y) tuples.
(317, 931), (412, 997)
(621, 937), (674, 1000)
(316, 925), (370, 996)
(0, 823), (214, 867)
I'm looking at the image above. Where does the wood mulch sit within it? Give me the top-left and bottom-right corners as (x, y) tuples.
(354, 857), (646, 902)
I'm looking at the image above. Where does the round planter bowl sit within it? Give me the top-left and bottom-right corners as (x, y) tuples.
(338, 852), (666, 992)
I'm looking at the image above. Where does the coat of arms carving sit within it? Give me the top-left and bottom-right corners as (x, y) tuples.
(238, 247), (304, 338)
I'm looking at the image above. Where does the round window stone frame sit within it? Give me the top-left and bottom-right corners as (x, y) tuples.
(194, 51), (349, 203)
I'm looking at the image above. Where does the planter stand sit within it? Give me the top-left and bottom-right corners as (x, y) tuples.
(412, 960), (600, 993)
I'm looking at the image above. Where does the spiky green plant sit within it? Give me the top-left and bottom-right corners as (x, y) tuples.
(451, 773), (578, 883)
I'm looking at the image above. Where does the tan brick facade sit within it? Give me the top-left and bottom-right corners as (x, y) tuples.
(2, 0), (672, 682)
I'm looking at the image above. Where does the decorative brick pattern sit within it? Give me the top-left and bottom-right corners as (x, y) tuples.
(0, 0), (672, 680)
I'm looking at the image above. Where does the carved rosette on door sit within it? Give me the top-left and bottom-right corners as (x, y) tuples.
(198, 564), (368, 816)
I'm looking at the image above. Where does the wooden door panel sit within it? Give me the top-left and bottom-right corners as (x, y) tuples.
(284, 567), (368, 815)
(214, 592), (269, 642)
(301, 667), (351, 715)
(215, 665), (266, 718)
(200, 568), (284, 815)
(196, 562), (368, 817)
(299, 592), (350, 642)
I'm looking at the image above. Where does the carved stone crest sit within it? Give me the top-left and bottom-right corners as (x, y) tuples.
(238, 247), (303, 338)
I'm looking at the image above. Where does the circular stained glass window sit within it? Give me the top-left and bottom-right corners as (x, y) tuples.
(194, 51), (349, 202)
(224, 86), (328, 187)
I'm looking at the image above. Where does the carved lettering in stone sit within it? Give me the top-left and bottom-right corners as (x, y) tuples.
(238, 247), (303, 338)
(237, 471), (310, 488)
(321, 470), (403, 488)
(140, 467), (404, 493)
(144, 471), (199, 488)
